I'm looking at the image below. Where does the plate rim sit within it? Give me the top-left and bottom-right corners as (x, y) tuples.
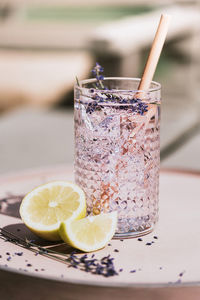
(0, 164), (200, 288)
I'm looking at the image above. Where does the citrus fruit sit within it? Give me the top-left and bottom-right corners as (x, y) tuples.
(19, 181), (86, 241)
(59, 211), (117, 252)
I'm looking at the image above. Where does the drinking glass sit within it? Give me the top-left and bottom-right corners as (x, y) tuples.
(74, 78), (161, 238)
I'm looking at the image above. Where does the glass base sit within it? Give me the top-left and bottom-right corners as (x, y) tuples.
(113, 225), (154, 239)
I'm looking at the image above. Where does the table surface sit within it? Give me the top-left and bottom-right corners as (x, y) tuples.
(0, 165), (200, 300)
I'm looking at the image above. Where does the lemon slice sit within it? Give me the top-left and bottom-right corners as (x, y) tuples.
(59, 211), (117, 252)
(19, 181), (86, 241)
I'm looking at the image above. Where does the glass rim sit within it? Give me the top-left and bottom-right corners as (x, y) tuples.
(75, 77), (161, 93)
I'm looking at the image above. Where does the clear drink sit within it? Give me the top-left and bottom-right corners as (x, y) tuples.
(74, 78), (161, 238)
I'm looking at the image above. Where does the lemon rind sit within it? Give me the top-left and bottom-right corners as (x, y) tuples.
(59, 211), (117, 252)
(19, 181), (86, 234)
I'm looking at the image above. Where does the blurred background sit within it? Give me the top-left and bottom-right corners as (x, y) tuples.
(0, 0), (200, 174)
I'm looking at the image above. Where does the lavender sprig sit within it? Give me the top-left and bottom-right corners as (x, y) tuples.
(91, 62), (105, 89)
(0, 227), (118, 277)
(77, 63), (157, 116)
(75, 76), (80, 87)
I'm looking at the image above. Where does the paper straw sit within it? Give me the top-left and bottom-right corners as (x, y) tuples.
(131, 14), (171, 138)
(138, 14), (171, 91)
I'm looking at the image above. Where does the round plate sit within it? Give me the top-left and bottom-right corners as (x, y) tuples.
(0, 165), (200, 300)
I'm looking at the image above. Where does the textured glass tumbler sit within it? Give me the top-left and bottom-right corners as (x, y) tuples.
(74, 78), (161, 238)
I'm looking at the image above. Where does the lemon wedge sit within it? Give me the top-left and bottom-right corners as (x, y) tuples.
(59, 211), (117, 252)
(19, 181), (86, 241)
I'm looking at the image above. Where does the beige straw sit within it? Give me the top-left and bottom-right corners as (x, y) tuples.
(138, 14), (171, 91)
(131, 13), (171, 134)
(100, 15), (171, 211)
